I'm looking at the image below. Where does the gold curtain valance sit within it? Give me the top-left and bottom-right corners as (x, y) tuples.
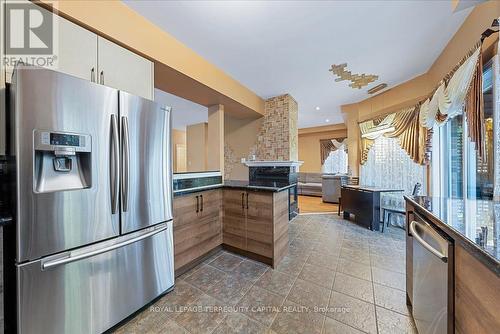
(359, 106), (431, 165)
(320, 138), (346, 165)
(360, 42), (484, 165)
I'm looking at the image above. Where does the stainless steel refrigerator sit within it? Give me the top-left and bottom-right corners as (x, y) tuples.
(7, 66), (174, 334)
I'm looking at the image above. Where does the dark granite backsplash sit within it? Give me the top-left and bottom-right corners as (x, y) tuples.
(173, 175), (223, 192)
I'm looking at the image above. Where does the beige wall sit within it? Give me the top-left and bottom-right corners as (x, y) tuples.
(428, 0), (499, 85)
(38, 0), (264, 117)
(342, 1), (500, 175)
(186, 123), (208, 172)
(172, 129), (186, 172)
(298, 125), (348, 172)
(224, 115), (263, 181)
(207, 104), (225, 173)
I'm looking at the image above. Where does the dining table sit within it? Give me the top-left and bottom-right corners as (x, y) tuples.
(341, 185), (404, 231)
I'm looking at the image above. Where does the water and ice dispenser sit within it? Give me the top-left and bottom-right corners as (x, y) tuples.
(33, 130), (92, 193)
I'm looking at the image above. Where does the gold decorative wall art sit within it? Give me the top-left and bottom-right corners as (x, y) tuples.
(329, 63), (379, 89)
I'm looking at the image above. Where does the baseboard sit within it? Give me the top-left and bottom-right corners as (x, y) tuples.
(222, 244), (273, 267)
(175, 245), (223, 278)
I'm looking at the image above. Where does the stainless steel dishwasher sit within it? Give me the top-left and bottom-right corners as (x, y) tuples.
(410, 212), (454, 334)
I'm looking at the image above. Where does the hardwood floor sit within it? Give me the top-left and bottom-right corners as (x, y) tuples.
(298, 195), (338, 213)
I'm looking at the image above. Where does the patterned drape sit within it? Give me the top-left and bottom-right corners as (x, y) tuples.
(464, 47), (484, 157)
(360, 42), (484, 164)
(320, 138), (346, 165)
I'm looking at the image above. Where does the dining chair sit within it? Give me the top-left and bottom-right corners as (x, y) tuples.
(380, 183), (421, 232)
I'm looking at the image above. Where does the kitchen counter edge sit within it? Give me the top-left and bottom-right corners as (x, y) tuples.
(405, 195), (500, 277)
(174, 183), (296, 197)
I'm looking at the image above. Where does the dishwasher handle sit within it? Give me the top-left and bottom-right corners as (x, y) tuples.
(410, 220), (448, 263)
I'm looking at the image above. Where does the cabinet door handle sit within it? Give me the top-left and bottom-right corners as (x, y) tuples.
(91, 67), (95, 82)
(100, 70), (104, 84)
(195, 195), (199, 213)
(200, 195), (204, 212)
(241, 193), (245, 209)
(246, 193), (249, 209)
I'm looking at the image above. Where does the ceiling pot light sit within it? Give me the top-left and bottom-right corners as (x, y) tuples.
(325, 119), (330, 123)
(315, 106), (320, 111)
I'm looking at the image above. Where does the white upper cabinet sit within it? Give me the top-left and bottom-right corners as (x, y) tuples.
(57, 15), (98, 82)
(4, 1), (97, 82)
(3, 1), (154, 100)
(97, 37), (154, 100)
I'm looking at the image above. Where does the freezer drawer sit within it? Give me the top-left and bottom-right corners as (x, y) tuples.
(16, 222), (174, 334)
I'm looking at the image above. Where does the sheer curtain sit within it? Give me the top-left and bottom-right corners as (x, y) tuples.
(322, 145), (348, 174)
(361, 136), (427, 225)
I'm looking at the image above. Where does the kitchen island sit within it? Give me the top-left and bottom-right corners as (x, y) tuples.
(405, 196), (500, 334)
(172, 174), (292, 276)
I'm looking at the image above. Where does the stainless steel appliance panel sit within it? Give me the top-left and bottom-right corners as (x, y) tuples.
(11, 67), (120, 262)
(17, 221), (174, 334)
(119, 91), (173, 233)
(411, 213), (453, 334)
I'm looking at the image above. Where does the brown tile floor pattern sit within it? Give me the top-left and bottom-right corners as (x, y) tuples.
(113, 214), (417, 334)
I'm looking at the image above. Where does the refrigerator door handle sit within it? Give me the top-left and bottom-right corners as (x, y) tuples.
(110, 114), (120, 214)
(121, 116), (130, 212)
(41, 224), (168, 270)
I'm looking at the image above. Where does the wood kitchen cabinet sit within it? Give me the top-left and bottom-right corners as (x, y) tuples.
(222, 189), (288, 267)
(173, 186), (289, 274)
(222, 189), (247, 250)
(173, 189), (222, 273)
(454, 245), (500, 333)
(4, 0), (154, 100)
(246, 192), (274, 258)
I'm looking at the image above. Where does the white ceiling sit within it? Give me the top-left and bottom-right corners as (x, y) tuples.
(155, 89), (208, 131)
(126, 0), (472, 128)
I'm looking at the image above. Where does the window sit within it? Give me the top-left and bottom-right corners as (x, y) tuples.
(360, 136), (427, 194)
(322, 145), (348, 174)
(360, 136), (427, 226)
(431, 60), (494, 200)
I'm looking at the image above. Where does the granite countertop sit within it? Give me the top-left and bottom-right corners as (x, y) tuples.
(224, 180), (296, 192)
(406, 196), (500, 275)
(343, 185), (404, 193)
(173, 180), (296, 196)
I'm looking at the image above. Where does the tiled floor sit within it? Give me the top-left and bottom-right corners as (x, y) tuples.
(113, 214), (417, 334)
